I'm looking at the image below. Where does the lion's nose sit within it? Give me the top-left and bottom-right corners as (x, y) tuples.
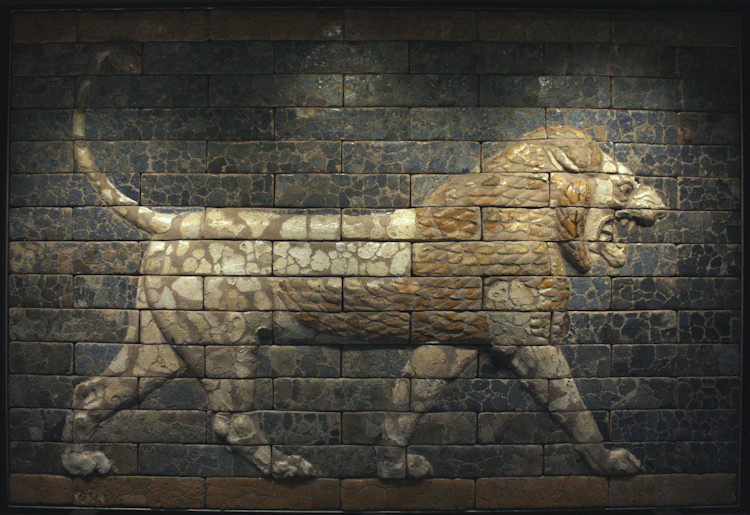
(628, 185), (666, 211)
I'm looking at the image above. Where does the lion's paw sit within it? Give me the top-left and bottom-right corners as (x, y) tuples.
(576, 444), (643, 476)
(406, 453), (434, 479)
(272, 449), (316, 478)
(62, 448), (111, 476)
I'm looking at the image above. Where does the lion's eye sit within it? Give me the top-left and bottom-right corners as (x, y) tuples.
(619, 182), (634, 195)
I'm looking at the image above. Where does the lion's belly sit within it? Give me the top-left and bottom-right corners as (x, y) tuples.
(139, 237), (567, 346)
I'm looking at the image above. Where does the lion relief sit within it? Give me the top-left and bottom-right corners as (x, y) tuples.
(64, 47), (666, 480)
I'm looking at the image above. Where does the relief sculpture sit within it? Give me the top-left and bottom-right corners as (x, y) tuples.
(64, 47), (665, 479)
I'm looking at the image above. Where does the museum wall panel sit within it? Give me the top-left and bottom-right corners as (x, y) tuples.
(5, 7), (742, 511)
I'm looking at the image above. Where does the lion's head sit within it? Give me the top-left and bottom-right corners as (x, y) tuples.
(485, 125), (665, 273)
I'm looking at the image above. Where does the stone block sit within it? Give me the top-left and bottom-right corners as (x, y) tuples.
(205, 277), (340, 311)
(546, 109), (677, 144)
(411, 107), (545, 140)
(273, 311), (410, 345)
(140, 310), (271, 345)
(677, 245), (740, 277)
(13, 12), (77, 42)
(412, 173), (549, 207)
(208, 141), (340, 173)
(73, 207), (146, 240)
(10, 173), (138, 207)
(9, 342), (73, 375)
(79, 10), (209, 41)
(679, 178), (741, 210)
(142, 240), (272, 276)
(12, 76), (75, 108)
(140, 108), (273, 140)
(341, 478), (474, 510)
(9, 274), (73, 308)
(677, 378), (740, 409)
(274, 378), (409, 411)
(676, 46), (739, 79)
(558, 310), (676, 344)
(74, 476), (205, 508)
(276, 174), (410, 208)
(276, 107), (409, 140)
(545, 43), (675, 77)
(85, 140), (207, 173)
(610, 409), (740, 442)
(343, 141), (479, 174)
(678, 112), (740, 145)
(258, 346), (341, 378)
(343, 207), (481, 240)
(612, 344), (740, 377)
(210, 9), (343, 40)
(612, 277), (740, 310)
(611, 12), (739, 47)
(345, 277), (481, 311)
(478, 411), (608, 444)
(141, 173), (273, 206)
(139, 444), (267, 476)
(342, 347), (476, 378)
(614, 143), (740, 178)
(345, 74), (477, 107)
(143, 41), (271, 74)
(407, 445), (542, 478)
(412, 378), (545, 412)
(205, 208), (340, 240)
(206, 478), (340, 510)
(342, 412), (476, 445)
(77, 410), (206, 443)
(84, 75), (207, 108)
(10, 442), (137, 475)
(478, 11), (610, 42)
(413, 311), (550, 346)
(273, 241), (410, 276)
(9, 207), (73, 240)
(211, 74), (342, 107)
(612, 78), (738, 112)
(484, 276), (569, 311)
(411, 41), (543, 73)
(9, 408), (70, 441)
(12, 42), (142, 75)
(76, 343), (203, 377)
(275, 41), (408, 73)
(574, 378), (676, 410)
(609, 473), (737, 506)
(413, 241), (549, 276)
(9, 308), (139, 342)
(10, 141), (74, 174)
(679, 310), (740, 343)
(9, 473), (73, 505)
(480, 75), (609, 107)
(476, 476), (608, 509)
(619, 210), (740, 244)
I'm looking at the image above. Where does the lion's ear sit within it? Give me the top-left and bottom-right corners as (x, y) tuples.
(556, 207), (592, 273)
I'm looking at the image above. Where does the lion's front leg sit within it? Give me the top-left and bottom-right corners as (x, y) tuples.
(491, 345), (643, 476)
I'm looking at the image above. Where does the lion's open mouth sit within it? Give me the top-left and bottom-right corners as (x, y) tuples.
(591, 215), (628, 268)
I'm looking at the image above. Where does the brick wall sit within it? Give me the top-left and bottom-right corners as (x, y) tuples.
(7, 8), (741, 510)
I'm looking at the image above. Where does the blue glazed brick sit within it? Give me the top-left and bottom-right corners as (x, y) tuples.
(8, 408), (70, 441)
(10, 441), (137, 475)
(10, 141), (74, 174)
(675, 46), (740, 80)
(612, 78), (739, 112)
(9, 207), (73, 240)
(9, 274), (73, 308)
(141, 174), (274, 207)
(407, 445), (542, 477)
(139, 444), (266, 476)
(276, 174), (410, 208)
(676, 245), (741, 277)
(412, 379), (544, 412)
(343, 141), (479, 174)
(10, 173), (138, 207)
(545, 43), (676, 77)
(85, 75), (207, 108)
(345, 74), (477, 107)
(141, 108), (274, 140)
(612, 277), (740, 310)
(546, 109), (678, 144)
(208, 141), (341, 173)
(612, 344), (740, 377)
(614, 143), (741, 178)
(575, 378), (677, 409)
(480, 75), (609, 108)
(479, 345), (610, 378)
(679, 310), (740, 343)
(610, 409), (740, 442)
(9, 375), (85, 408)
(677, 112), (740, 145)
(11, 76), (75, 108)
(9, 307), (139, 343)
(275, 41), (408, 73)
(10, 109), (72, 140)
(83, 141), (207, 173)
(567, 277), (610, 310)
(12, 42), (142, 76)
(276, 108), (409, 140)
(9, 342), (73, 375)
(411, 108), (545, 140)
(619, 211), (740, 244)
(558, 311), (676, 344)
(144, 41), (274, 74)
(73, 207), (147, 240)
(74, 275), (139, 308)
(477, 411), (609, 444)
(411, 42), (544, 74)
(211, 74), (342, 107)
(677, 378), (740, 409)
(678, 178), (741, 211)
